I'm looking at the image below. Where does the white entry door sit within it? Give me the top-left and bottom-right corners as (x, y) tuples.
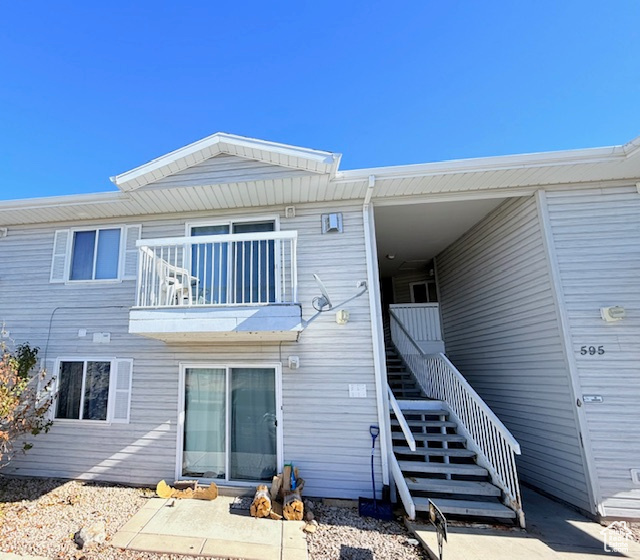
(178, 364), (281, 483)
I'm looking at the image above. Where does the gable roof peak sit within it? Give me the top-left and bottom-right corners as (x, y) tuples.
(110, 132), (342, 191)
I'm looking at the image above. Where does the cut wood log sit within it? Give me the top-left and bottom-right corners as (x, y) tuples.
(155, 480), (217, 500)
(283, 465), (292, 493)
(270, 475), (282, 501)
(193, 483), (218, 500)
(250, 485), (272, 518)
(283, 490), (304, 521)
(156, 480), (174, 499)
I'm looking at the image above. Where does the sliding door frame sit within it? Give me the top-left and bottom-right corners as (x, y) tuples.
(176, 361), (283, 486)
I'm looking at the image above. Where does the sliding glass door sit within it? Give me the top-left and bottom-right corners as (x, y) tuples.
(182, 366), (278, 482)
(190, 221), (276, 304)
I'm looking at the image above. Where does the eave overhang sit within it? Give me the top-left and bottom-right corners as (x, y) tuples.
(2, 135), (640, 227)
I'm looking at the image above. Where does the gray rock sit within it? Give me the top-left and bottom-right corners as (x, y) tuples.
(74, 520), (107, 549)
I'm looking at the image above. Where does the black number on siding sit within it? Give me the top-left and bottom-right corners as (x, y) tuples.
(580, 346), (605, 355)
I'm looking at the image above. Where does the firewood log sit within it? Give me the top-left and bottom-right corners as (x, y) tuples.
(283, 491), (304, 521)
(270, 475), (282, 501)
(250, 485), (272, 518)
(193, 483), (218, 500)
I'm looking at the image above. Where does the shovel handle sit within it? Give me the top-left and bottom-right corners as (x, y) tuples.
(370, 425), (379, 440)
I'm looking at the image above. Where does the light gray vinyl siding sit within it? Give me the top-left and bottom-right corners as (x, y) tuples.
(545, 185), (640, 519)
(435, 195), (593, 513)
(392, 270), (431, 303)
(142, 154), (313, 189)
(0, 202), (380, 499)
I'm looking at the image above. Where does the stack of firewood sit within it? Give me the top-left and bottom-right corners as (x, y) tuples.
(249, 465), (305, 521)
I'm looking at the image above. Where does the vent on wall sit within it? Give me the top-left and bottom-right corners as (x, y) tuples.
(321, 213), (343, 233)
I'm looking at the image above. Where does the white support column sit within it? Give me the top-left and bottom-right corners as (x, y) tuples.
(363, 178), (391, 488)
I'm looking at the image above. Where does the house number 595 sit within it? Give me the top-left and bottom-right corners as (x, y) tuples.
(580, 346), (605, 356)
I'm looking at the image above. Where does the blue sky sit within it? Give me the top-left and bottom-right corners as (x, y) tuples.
(1, 2), (639, 199)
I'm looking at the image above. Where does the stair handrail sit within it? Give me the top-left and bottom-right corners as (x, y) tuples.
(389, 451), (416, 520)
(389, 308), (524, 526)
(387, 386), (416, 452)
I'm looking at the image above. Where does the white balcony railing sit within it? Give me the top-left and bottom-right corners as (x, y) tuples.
(135, 231), (298, 308)
(389, 308), (524, 527)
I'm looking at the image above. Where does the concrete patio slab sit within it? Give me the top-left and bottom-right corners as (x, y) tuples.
(111, 495), (308, 560)
(408, 487), (640, 560)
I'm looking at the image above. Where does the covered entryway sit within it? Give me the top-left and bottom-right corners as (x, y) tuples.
(372, 192), (595, 523)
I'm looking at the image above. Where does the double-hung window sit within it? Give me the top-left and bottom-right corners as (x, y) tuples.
(54, 358), (133, 423)
(50, 225), (141, 283)
(70, 228), (121, 280)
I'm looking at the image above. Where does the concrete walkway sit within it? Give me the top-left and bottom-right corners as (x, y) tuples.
(112, 496), (307, 560)
(407, 487), (640, 559)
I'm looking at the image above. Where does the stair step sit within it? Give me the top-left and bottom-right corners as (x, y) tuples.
(393, 446), (475, 458)
(397, 403), (448, 414)
(414, 497), (516, 519)
(405, 478), (501, 497)
(392, 433), (464, 443)
(391, 419), (456, 428)
(398, 461), (488, 476)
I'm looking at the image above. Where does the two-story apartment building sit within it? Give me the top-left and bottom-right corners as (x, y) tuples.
(1, 133), (638, 523)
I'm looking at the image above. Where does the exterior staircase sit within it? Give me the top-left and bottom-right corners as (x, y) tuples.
(386, 341), (517, 523)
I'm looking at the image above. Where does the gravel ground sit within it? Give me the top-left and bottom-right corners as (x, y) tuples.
(305, 502), (427, 560)
(0, 476), (426, 560)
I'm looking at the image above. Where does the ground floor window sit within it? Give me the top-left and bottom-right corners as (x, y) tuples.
(181, 365), (279, 482)
(54, 358), (132, 423)
(56, 360), (111, 421)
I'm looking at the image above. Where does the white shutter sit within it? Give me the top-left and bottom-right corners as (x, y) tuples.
(122, 225), (142, 280)
(50, 230), (70, 283)
(111, 359), (133, 423)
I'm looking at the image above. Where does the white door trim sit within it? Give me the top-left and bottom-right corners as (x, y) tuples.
(176, 362), (283, 486)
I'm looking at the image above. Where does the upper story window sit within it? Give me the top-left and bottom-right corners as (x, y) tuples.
(70, 228), (121, 280)
(50, 225), (141, 283)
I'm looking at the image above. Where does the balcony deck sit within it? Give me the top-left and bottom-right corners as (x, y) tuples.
(129, 230), (302, 342)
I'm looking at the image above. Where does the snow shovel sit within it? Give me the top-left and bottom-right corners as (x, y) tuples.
(359, 425), (393, 520)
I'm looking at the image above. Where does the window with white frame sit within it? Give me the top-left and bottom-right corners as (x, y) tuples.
(50, 225), (141, 283)
(70, 228), (121, 280)
(54, 358), (132, 423)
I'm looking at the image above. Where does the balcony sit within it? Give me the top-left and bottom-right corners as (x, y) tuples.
(129, 231), (302, 342)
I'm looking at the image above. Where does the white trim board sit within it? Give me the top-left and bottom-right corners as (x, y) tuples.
(175, 362), (284, 487)
(535, 189), (603, 516)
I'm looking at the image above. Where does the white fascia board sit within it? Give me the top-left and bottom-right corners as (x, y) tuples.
(0, 190), (126, 211)
(622, 134), (640, 157)
(111, 132), (341, 191)
(336, 143), (631, 183)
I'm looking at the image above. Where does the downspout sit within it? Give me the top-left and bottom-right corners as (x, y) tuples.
(362, 175), (391, 488)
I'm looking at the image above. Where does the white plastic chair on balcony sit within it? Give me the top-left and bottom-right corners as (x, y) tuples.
(141, 247), (198, 306)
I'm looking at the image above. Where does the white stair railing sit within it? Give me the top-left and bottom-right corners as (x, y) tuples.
(387, 385), (417, 519)
(389, 309), (525, 527)
(387, 386), (416, 452)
